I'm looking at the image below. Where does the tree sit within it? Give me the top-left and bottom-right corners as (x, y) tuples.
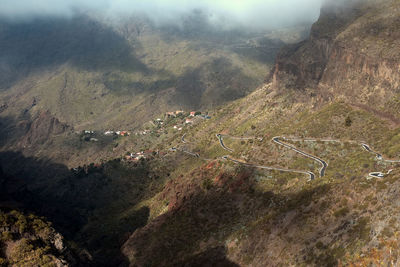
(345, 116), (352, 127)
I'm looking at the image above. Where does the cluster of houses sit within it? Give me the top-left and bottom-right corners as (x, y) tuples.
(163, 110), (212, 131)
(81, 131), (98, 142)
(165, 110), (203, 118)
(173, 125), (183, 131)
(82, 130), (131, 137)
(165, 110), (185, 117)
(125, 150), (156, 161)
(189, 111), (211, 119)
(104, 130), (131, 136)
(135, 129), (151, 136)
(81, 110), (212, 145)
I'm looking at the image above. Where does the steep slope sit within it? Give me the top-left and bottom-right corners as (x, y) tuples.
(270, 0), (400, 117)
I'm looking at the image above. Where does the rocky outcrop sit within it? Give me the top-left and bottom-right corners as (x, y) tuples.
(270, 0), (400, 113)
(270, 0), (365, 90)
(0, 209), (78, 266)
(18, 110), (70, 147)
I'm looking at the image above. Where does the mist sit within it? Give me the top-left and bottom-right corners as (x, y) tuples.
(0, 0), (324, 30)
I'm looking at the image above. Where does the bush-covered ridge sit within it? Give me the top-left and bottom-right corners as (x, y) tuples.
(0, 210), (73, 266)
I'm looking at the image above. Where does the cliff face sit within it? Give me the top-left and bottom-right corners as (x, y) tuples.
(271, 0), (400, 113)
(0, 110), (70, 151)
(18, 110), (70, 147)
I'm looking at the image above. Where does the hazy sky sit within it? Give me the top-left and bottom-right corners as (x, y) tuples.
(0, 0), (323, 29)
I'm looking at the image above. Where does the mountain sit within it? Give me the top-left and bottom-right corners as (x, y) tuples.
(0, 12), (309, 164)
(271, 0), (400, 118)
(0, 12), (303, 133)
(1, 0), (400, 266)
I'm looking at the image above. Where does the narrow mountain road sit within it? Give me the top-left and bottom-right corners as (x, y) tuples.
(288, 138), (399, 178)
(216, 134), (327, 178)
(368, 169), (393, 179)
(172, 147), (204, 159)
(216, 134), (234, 153)
(361, 143), (383, 159)
(218, 134), (257, 141)
(178, 132), (398, 181)
(216, 134), (316, 180)
(222, 156), (315, 180)
(361, 143), (400, 163)
(171, 134), (210, 161)
(273, 137), (328, 177)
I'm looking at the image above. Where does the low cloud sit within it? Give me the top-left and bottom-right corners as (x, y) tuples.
(0, 0), (323, 29)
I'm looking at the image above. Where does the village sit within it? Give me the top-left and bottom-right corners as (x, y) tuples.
(123, 110), (211, 161)
(79, 110), (211, 161)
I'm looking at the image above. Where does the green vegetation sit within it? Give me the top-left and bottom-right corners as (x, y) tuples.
(0, 210), (64, 266)
(333, 206), (350, 217)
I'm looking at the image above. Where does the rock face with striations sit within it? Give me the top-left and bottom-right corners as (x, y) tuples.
(270, 0), (400, 114)
(19, 110), (70, 147)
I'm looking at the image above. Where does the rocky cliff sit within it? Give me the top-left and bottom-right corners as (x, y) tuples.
(19, 110), (70, 147)
(270, 0), (400, 115)
(0, 110), (71, 151)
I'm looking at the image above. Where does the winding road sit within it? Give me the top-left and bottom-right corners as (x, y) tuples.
(177, 132), (398, 181)
(272, 137), (328, 177)
(216, 134), (399, 180)
(171, 135), (208, 160)
(216, 134), (234, 153)
(216, 134), (316, 180)
(285, 138), (399, 178)
(368, 169), (393, 179)
(361, 143), (400, 164)
(216, 134), (327, 178)
(181, 134), (187, 144)
(361, 143), (383, 160)
(222, 156), (315, 180)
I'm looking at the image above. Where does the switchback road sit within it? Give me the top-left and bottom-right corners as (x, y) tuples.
(216, 134), (316, 180)
(272, 137), (328, 177)
(222, 156), (315, 180)
(181, 133), (398, 181)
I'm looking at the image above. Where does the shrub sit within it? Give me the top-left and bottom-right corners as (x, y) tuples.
(1, 232), (13, 242)
(350, 217), (371, 242)
(345, 116), (352, 127)
(334, 207), (349, 217)
(202, 178), (213, 190)
(381, 226), (393, 238)
(316, 241), (324, 249)
(0, 258), (7, 265)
